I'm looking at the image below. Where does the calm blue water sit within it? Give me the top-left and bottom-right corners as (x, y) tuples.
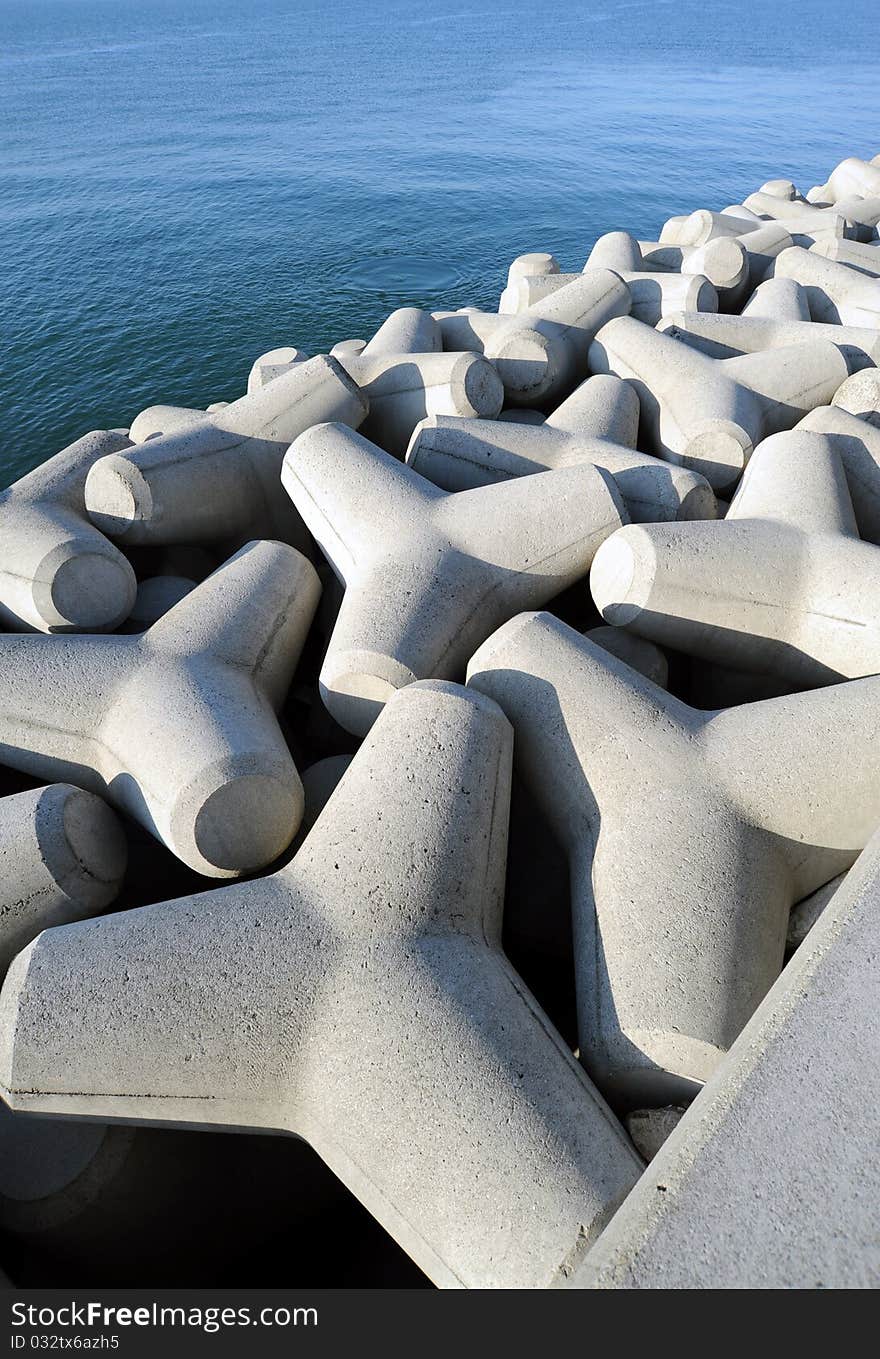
(1, 0), (878, 484)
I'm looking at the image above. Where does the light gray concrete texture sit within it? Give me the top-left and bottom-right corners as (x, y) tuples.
(328, 338), (367, 358)
(590, 431), (880, 687)
(774, 245), (880, 326)
(360, 307), (442, 357)
(497, 252), (560, 312)
(504, 265), (718, 328)
(811, 236), (880, 276)
(624, 1108), (684, 1163)
(83, 355), (368, 550)
(814, 156), (880, 207)
(467, 611), (872, 1108)
(405, 375), (718, 524)
(634, 237), (749, 300)
(741, 277), (811, 321)
(0, 784), (126, 979)
(246, 346), (308, 393)
(796, 403), (880, 542)
(741, 191), (853, 243)
(787, 873), (845, 951)
(569, 827), (880, 1289)
(483, 269), (632, 407)
(757, 179), (800, 200)
(659, 309), (880, 369)
(282, 421), (625, 736)
(0, 430), (137, 634)
(338, 349), (503, 457)
(0, 540), (320, 877)
(588, 315), (850, 492)
(128, 405), (209, 441)
(832, 369), (880, 425)
(659, 209), (761, 245)
(583, 625), (668, 687)
(0, 681), (643, 1290)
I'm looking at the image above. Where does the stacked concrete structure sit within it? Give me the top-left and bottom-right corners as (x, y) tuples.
(0, 146), (878, 1290)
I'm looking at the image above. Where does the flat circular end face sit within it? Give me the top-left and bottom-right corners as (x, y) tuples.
(676, 477), (719, 522)
(84, 456), (153, 538)
(192, 774), (302, 875)
(832, 368), (880, 425)
(488, 328), (556, 403)
(701, 237), (747, 290)
(687, 276), (720, 313)
(508, 251), (559, 284)
(590, 530), (654, 626)
(681, 424), (751, 493)
(322, 671), (400, 737)
(46, 551), (137, 632)
(0, 1105), (107, 1202)
(60, 790), (128, 903)
(455, 354), (505, 419)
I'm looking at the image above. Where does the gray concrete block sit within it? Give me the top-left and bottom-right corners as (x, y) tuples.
(339, 349), (503, 457)
(467, 611), (872, 1107)
(406, 376), (718, 523)
(659, 309), (880, 370)
(0, 681), (642, 1290)
(569, 827), (880, 1288)
(0, 430), (137, 634)
(589, 315), (850, 492)
(590, 430), (880, 686)
(0, 540), (320, 876)
(774, 245), (880, 327)
(282, 421), (625, 735)
(83, 355), (367, 549)
(0, 785), (126, 978)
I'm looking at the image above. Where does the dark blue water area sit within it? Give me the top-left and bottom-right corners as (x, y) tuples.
(1, 0), (877, 483)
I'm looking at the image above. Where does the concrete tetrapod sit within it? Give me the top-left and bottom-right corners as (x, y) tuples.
(0, 681), (643, 1290)
(658, 309), (880, 370)
(83, 355), (368, 550)
(0, 540), (320, 877)
(483, 269), (632, 407)
(246, 346), (307, 394)
(788, 873), (845, 951)
(832, 368), (880, 425)
(813, 155), (880, 205)
(337, 349), (502, 458)
(646, 222), (793, 292)
(740, 277), (811, 321)
(282, 421), (625, 736)
(0, 430), (137, 634)
(360, 307), (442, 357)
(811, 236), (880, 276)
(659, 209), (761, 244)
(0, 785), (127, 978)
(656, 211), (797, 289)
(498, 252), (560, 310)
(120, 575), (197, 632)
(739, 192), (852, 243)
(590, 431), (880, 686)
(774, 245), (880, 326)
(588, 315), (850, 492)
(795, 403), (880, 543)
(568, 827), (880, 1289)
(128, 405), (209, 441)
(466, 612), (873, 1107)
(503, 233), (721, 325)
(335, 308), (492, 457)
(406, 375), (718, 522)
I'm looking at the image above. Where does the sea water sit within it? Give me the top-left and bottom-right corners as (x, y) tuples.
(1, 0), (877, 482)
